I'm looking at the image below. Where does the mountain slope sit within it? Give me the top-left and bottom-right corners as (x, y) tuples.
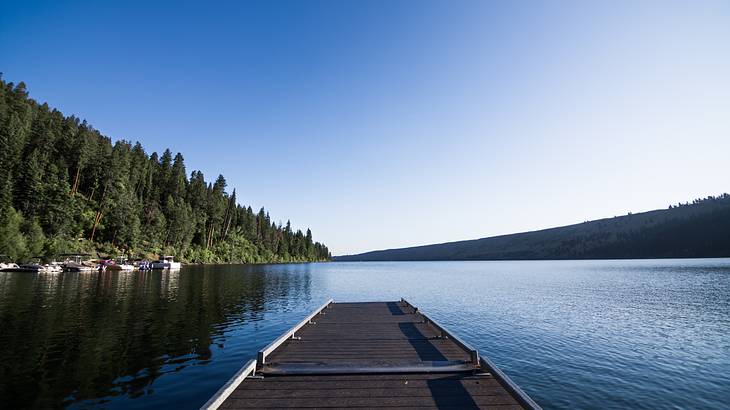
(336, 195), (730, 261)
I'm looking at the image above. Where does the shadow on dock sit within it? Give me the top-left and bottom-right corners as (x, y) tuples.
(387, 301), (406, 315)
(399, 322), (448, 361)
(427, 377), (480, 409)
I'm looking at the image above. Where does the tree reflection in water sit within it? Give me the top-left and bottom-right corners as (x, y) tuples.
(0, 264), (312, 408)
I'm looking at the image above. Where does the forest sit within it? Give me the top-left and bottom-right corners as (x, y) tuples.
(337, 194), (730, 261)
(0, 77), (330, 263)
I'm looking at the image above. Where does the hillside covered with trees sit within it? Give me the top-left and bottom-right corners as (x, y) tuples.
(0, 77), (330, 263)
(337, 195), (730, 261)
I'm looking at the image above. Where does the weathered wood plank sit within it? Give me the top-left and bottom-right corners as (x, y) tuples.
(230, 385), (512, 398)
(233, 379), (503, 391)
(237, 407), (524, 410)
(220, 394), (518, 408)
(234, 372), (495, 383)
(237, 406), (524, 410)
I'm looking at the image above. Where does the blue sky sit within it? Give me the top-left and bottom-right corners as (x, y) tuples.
(2, 0), (729, 255)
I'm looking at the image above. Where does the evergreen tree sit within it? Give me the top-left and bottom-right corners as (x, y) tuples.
(22, 218), (45, 257)
(38, 164), (73, 236)
(0, 205), (27, 260)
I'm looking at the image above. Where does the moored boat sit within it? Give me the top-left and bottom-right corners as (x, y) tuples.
(104, 258), (135, 271)
(150, 256), (181, 270)
(14, 263), (56, 273)
(0, 262), (21, 272)
(1, 258), (63, 272)
(63, 261), (96, 272)
(60, 254), (96, 272)
(8, 257), (63, 273)
(13, 264), (45, 273)
(44, 263), (63, 273)
(0, 255), (21, 272)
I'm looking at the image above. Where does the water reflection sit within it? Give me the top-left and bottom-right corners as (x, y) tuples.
(0, 265), (312, 409)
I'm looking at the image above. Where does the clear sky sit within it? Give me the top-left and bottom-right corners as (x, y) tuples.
(1, 0), (729, 255)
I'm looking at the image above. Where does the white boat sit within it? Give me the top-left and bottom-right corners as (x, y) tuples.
(26, 257), (62, 273)
(151, 256), (182, 270)
(43, 264), (63, 273)
(106, 258), (135, 271)
(3, 263), (61, 273)
(99, 259), (134, 271)
(0, 255), (21, 272)
(0, 262), (20, 271)
(119, 263), (135, 271)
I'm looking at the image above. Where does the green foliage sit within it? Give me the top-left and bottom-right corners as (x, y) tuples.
(0, 205), (27, 260)
(22, 217), (45, 257)
(0, 76), (330, 263)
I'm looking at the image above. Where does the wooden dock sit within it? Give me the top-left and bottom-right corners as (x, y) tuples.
(203, 299), (540, 409)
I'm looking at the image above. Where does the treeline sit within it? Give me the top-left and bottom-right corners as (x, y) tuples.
(0, 77), (330, 263)
(337, 194), (730, 261)
(668, 193), (730, 209)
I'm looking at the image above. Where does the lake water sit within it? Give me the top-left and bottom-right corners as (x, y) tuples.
(0, 259), (728, 409)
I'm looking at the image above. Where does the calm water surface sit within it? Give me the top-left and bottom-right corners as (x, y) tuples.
(0, 259), (729, 409)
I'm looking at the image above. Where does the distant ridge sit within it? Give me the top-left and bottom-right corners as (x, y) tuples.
(336, 194), (730, 261)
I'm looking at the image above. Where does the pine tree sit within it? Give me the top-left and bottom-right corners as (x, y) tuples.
(22, 217), (45, 257)
(0, 205), (27, 260)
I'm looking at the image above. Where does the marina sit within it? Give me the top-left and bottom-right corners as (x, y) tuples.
(0, 254), (182, 273)
(204, 299), (540, 410)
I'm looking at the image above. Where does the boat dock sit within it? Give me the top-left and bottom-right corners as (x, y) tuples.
(203, 299), (540, 409)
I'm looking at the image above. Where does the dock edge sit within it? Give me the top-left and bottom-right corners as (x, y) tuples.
(257, 299), (334, 367)
(200, 358), (257, 410)
(201, 300), (334, 410)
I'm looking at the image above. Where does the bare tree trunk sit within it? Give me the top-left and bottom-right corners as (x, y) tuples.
(71, 166), (81, 195)
(223, 217), (232, 241)
(163, 224), (171, 246)
(90, 212), (102, 241)
(89, 183), (108, 241)
(207, 226), (215, 248)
